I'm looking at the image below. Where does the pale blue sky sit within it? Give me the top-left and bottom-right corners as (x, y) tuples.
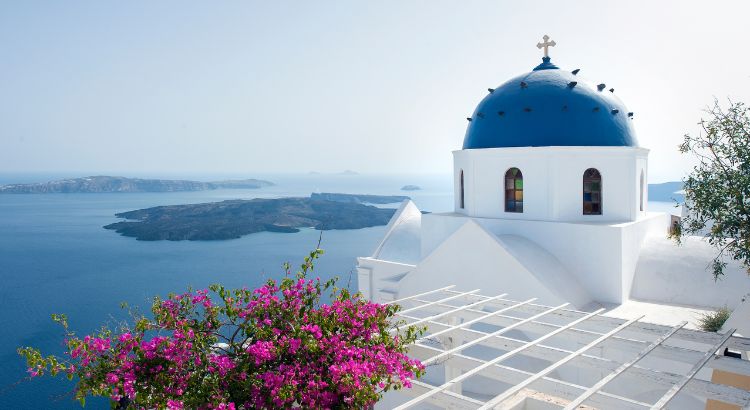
(1, 1), (748, 181)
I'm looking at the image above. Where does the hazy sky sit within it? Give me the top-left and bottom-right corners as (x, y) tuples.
(1, 1), (748, 181)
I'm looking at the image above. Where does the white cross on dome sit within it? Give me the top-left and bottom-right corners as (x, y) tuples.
(536, 35), (556, 57)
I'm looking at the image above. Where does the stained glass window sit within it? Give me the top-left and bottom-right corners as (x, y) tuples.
(460, 170), (465, 209)
(583, 168), (602, 215)
(505, 168), (523, 213)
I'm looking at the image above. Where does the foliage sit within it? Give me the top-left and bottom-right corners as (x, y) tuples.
(697, 306), (732, 332)
(18, 249), (425, 409)
(671, 100), (750, 279)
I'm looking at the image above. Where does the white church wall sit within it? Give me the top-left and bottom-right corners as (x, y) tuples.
(419, 213), (624, 303)
(630, 234), (750, 309)
(420, 212), (665, 303)
(398, 221), (575, 306)
(453, 146), (649, 223)
(453, 156), (470, 215)
(722, 298), (750, 337)
(620, 212), (670, 300)
(636, 156), (649, 216)
(371, 200), (422, 265)
(476, 218), (624, 303)
(356, 257), (415, 303)
(420, 212), (467, 258)
(493, 233), (593, 307)
(470, 148), (551, 220)
(554, 149), (644, 222)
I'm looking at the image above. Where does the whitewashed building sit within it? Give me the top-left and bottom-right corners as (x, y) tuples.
(358, 37), (750, 409)
(357, 37), (749, 319)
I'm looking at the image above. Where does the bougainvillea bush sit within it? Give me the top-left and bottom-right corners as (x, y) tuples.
(18, 249), (425, 409)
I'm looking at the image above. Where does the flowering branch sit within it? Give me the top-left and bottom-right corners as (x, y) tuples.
(18, 249), (425, 409)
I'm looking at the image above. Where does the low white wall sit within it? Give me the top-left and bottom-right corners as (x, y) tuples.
(631, 234), (750, 309)
(619, 212), (670, 301)
(356, 257), (415, 303)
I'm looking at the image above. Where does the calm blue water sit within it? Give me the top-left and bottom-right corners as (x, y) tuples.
(0, 173), (679, 408)
(0, 173), (453, 409)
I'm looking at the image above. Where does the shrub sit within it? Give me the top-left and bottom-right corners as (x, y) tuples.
(673, 100), (750, 279)
(697, 306), (732, 332)
(18, 249), (425, 409)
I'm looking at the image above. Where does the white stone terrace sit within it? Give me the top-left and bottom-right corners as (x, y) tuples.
(379, 286), (750, 410)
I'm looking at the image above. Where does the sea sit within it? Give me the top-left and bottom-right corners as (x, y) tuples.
(0, 173), (680, 409)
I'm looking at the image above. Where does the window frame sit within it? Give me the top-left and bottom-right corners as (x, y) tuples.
(583, 168), (602, 215)
(459, 169), (465, 209)
(639, 169), (645, 212)
(504, 168), (523, 213)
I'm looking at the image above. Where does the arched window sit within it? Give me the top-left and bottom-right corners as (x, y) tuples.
(639, 170), (645, 212)
(583, 168), (602, 215)
(504, 168), (523, 213)
(459, 169), (465, 209)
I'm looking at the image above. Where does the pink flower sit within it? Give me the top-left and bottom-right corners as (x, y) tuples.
(208, 355), (236, 376)
(287, 338), (301, 354)
(105, 373), (118, 384)
(245, 340), (275, 365)
(167, 399), (184, 410)
(301, 324), (322, 339)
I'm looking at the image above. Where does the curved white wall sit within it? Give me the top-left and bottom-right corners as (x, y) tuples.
(631, 234), (750, 309)
(454, 146), (649, 223)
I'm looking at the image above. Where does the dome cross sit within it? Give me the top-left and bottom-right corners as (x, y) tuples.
(536, 35), (556, 58)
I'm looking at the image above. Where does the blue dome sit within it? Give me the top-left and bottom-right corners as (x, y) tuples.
(462, 58), (638, 149)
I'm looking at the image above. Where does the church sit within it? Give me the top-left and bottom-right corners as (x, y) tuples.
(357, 36), (749, 328)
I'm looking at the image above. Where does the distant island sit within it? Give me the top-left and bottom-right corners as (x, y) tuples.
(401, 185), (421, 191)
(310, 192), (409, 204)
(0, 176), (274, 194)
(648, 181), (684, 203)
(104, 194), (401, 241)
(306, 170), (359, 176)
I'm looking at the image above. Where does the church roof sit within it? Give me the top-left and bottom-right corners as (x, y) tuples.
(371, 200), (422, 265)
(462, 56), (639, 149)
